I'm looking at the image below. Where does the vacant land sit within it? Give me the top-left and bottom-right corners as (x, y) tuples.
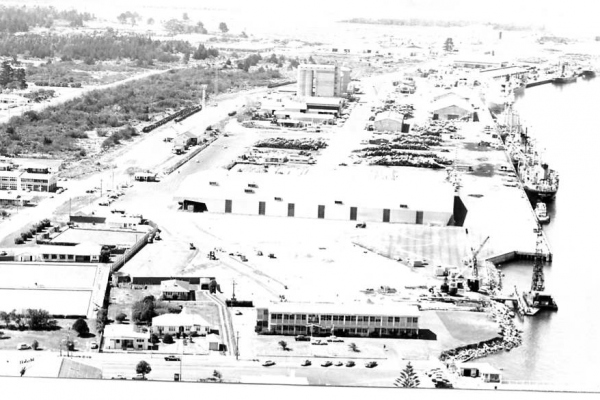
(0, 67), (282, 157)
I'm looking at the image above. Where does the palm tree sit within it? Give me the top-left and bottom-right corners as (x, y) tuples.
(394, 362), (421, 388)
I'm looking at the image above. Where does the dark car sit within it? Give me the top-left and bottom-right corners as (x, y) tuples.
(321, 361), (333, 367)
(165, 355), (180, 361)
(295, 335), (310, 342)
(365, 361), (378, 368)
(346, 361), (356, 368)
(335, 362), (343, 367)
(301, 360), (312, 367)
(262, 360), (276, 367)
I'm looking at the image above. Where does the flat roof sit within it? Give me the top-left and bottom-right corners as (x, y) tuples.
(34, 243), (103, 256)
(50, 227), (146, 246)
(261, 302), (421, 317)
(304, 96), (344, 106)
(480, 66), (529, 78)
(174, 169), (454, 212)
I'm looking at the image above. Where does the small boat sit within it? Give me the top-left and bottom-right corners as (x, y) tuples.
(535, 202), (551, 224)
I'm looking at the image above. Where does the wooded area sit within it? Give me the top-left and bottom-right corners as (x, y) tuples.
(0, 67), (281, 157)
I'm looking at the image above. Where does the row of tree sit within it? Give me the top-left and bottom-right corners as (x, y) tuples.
(0, 32), (194, 63)
(0, 5), (94, 33)
(0, 309), (57, 330)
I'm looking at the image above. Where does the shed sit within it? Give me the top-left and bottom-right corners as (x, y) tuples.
(458, 362), (502, 383)
(373, 111), (404, 132)
(432, 97), (473, 121)
(134, 172), (158, 182)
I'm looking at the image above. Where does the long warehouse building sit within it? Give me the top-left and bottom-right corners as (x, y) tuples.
(173, 169), (456, 226)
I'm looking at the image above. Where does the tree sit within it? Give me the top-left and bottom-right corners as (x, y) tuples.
(219, 22), (229, 33)
(99, 246), (111, 263)
(348, 342), (360, 352)
(72, 318), (89, 337)
(147, 18), (154, 25)
(394, 362), (421, 388)
(212, 370), (222, 381)
(96, 308), (107, 332)
(136, 360), (151, 378)
(0, 311), (9, 328)
(308, 55), (316, 64)
(25, 309), (55, 330)
(278, 340), (288, 351)
(182, 13), (189, 21)
(162, 334), (174, 344)
(115, 313), (127, 323)
(444, 38), (454, 52)
(150, 334), (160, 344)
(182, 51), (190, 64)
(31, 340), (39, 350)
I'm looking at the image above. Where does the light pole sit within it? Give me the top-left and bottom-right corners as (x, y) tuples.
(236, 331), (240, 361)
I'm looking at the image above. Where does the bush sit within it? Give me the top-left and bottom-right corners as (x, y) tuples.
(32, 340), (39, 350)
(115, 313), (127, 323)
(163, 333), (174, 344)
(14, 237), (24, 244)
(72, 318), (89, 337)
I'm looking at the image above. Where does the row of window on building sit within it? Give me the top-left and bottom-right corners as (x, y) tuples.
(270, 313), (418, 325)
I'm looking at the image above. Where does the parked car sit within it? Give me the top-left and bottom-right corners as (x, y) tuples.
(301, 360), (312, 367)
(326, 336), (344, 343)
(90, 342), (98, 349)
(132, 374), (147, 380)
(295, 335), (310, 342)
(111, 375), (126, 380)
(335, 362), (343, 367)
(17, 343), (31, 350)
(262, 360), (276, 367)
(321, 361), (333, 367)
(346, 361), (356, 368)
(165, 355), (180, 361)
(365, 361), (378, 368)
(0, 251), (7, 256)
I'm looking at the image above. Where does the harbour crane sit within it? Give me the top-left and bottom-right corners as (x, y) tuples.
(466, 235), (490, 292)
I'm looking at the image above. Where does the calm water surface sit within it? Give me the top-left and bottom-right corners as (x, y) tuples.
(484, 76), (600, 387)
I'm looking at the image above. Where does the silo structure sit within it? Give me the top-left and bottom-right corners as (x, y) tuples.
(315, 66), (337, 97)
(341, 68), (351, 94)
(303, 69), (314, 97)
(297, 67), (307, 97)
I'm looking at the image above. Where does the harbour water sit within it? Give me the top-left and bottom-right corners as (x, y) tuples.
(484, 76), (600, 388)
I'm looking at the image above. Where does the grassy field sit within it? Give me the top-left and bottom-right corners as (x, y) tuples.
(0, 319), (99, 352)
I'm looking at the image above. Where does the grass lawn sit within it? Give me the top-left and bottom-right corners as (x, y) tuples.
(0, 319), (99, 353)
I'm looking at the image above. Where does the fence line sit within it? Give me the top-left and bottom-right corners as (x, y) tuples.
(110, 220), (158, 273)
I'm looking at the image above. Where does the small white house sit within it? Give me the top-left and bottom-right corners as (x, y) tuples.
(152, 307), (212, 336)
(160, 279), (193, 301)
(103, 324), (152, 351)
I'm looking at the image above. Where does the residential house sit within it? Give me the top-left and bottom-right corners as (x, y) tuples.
(151, 307), (212, 336)
(103, 324), (153, 351)
(160, 279), (194, 301)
